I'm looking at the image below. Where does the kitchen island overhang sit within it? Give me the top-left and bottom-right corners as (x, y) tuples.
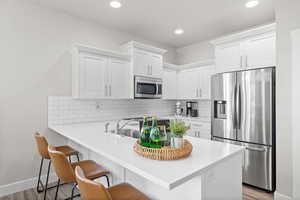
(49, 122), (244, 200)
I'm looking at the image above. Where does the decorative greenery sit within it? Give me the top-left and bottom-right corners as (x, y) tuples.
(170, 120), (190, 137)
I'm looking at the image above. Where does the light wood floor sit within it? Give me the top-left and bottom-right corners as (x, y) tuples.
(0, 183), (273, 200)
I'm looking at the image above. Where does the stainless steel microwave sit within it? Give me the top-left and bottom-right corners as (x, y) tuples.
(134, 76), (162, 99)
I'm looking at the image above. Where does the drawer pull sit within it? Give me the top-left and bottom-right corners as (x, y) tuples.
(192, 124), (203, 127)
(245, 147), (266, 152)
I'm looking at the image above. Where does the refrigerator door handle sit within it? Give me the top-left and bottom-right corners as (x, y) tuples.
(232, 84), (237, 129)
(236, 84), (241, 129)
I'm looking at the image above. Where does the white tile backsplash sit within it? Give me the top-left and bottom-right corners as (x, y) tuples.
(48, 96), (176, 125)
(197, 100), (211, 117)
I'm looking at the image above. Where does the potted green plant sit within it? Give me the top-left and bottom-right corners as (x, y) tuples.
(170, 119), (190, 148)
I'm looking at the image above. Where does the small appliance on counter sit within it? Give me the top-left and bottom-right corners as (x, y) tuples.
(176, 101), (183, 116)
(186, 101), (198, 117)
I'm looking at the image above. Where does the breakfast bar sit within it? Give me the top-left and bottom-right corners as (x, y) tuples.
(49, 122), (244, 200)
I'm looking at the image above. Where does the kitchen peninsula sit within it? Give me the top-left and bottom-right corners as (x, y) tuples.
(49, 121), (244, 200)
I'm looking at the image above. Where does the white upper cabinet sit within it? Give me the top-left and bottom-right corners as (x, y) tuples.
(149, 53), (163, 78)
(199, 66), (214, 99)
(133, 49), (149, 76)
(211, 23), (276, 73)
(163, 67), (177, 100)
(177, 63), (215, 100)
(177, 69), (199, 99)
(121, 41), (167, 78)
(215, 42), (243, 73)
(79, 55), (107, 98)
(108, 58), (131, 99)
(72, 45), (131, 99)
(245, 33), (276, 69)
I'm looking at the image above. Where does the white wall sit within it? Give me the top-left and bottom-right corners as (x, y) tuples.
(0, 0), (177, 188)
(291, 29), (300, 200)
(274, 0), (300, 198)
(176, 41), (214, 64)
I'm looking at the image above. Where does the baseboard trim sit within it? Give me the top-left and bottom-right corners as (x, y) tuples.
(275, 191), (292, 200)
(0, 173), (57, 197)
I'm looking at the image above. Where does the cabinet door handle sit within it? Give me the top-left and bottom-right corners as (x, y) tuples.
(240, 56), (243, 68)
(245, 56), (248, 68)
(193, 124), (203, 127)
(150, 65), (152, 75)
(109, 85), (112, 96)
(200, 88), (202, 97)
(196, 89), (198, 97)
(148, 65), (150, 75)
(105, 85), (108, 96)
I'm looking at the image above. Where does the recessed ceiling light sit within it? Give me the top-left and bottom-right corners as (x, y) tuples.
(174, 29), (184, 35)
(110, 1), (122, 8)
(245, 0), (259, 8)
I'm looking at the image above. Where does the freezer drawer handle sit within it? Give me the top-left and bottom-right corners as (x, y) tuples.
(245, 146), (266, 152)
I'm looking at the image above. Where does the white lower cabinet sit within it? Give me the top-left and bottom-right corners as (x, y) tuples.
(184, 120), (211, 140)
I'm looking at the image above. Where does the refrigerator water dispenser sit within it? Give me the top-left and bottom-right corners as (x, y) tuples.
(214, 100), (227, 119)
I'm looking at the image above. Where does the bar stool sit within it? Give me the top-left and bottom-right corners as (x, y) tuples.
(33, 132), (79, 195)
(48, 145), (110, 200)
(75, 166), (149, 200)
(33, 132), (80, 198)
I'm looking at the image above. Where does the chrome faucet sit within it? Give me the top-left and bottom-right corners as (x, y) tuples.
(116, 119), (138, 135)
(104, 122), (110, 133)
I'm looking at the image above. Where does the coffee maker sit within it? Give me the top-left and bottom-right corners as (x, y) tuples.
(186, 101), (198, 117)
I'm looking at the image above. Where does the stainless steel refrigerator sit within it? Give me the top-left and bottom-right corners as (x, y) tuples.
(211, 67), (276, 192)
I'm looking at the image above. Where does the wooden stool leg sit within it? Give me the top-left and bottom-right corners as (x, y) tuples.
(37, 158), (45, 193)
(43, 160), (51, 200)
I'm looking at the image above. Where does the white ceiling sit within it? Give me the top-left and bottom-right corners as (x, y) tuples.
(31, 0), (275, 48)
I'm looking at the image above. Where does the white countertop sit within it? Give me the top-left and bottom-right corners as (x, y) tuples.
(160, 115), (211, 123)
(49, 122), (243, 190)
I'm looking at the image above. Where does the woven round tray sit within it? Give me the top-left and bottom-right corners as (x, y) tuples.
(133, 139), (193, 160)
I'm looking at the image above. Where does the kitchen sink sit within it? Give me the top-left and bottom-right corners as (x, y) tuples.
(118, 129), (140, 138)
(108, 129), (140, 139)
